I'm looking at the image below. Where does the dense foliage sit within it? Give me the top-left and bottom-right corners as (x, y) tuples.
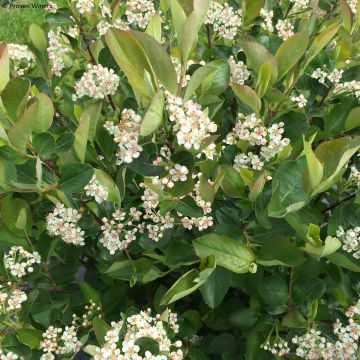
(1, 0), (360, 358)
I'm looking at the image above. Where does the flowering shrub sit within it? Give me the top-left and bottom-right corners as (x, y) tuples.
(1, 0), (360, 358)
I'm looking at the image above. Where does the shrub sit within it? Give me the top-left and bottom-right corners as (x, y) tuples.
(1, 0), (360, 359)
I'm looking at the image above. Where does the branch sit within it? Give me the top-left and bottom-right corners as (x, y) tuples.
(322, 192), (356, 213)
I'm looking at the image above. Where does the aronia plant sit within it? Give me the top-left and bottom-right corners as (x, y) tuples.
(1, 0), (360, 358)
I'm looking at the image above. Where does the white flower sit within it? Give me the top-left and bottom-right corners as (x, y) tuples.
(275, 19), (294, 40)
(6, 289), (27, 311)
(229, 56), (251, 85)
(165, 92), (217, 152)
(205, 1), (242, 40)
(47, 1), (57, 13)
(125, 0), (156, 29)
(290, 0), (309, 12)
(104, 108), (143, 165)
(0, 350), (24, 360)
(75, 0), (94, 14)
(347, 0), (357, 13)
(46, 203), (85, 246)
(311, 67), (328, 84)
(84, 175), (108, 203)
(225, 113), (289, 171)
(4, 246), (41, 278)
(47, 27), (70, 76)
(73, 64), (120, 100)
(260, 9), (274, 32)
(328, 69), (344, 83)
(169, 164), (189, 182)
(7, 44), (35, 76)
(291, 94), (307, 108)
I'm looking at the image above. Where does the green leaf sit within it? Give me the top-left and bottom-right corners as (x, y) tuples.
(17, 328), (42, 349)
(258, 238), (305, 267)
(303, 20), (340, 69)
(171, 0), (187, 46)
(33, 133), (56, 156)
(238, 35), (278, 86)
(243, 0), (264, 24)
(79, 282), (101, 306)
(140, 91), (165, 136)
(312, 136), (360, 194)
(179, 0), (211, 62)
(268, 157), (308, 218)
(185, 60), (230, 101)
(160, 257), (216, 305)
(345, 107), (360, 131)
(1, 78), (30, 122)
(1, 195), (32, 235)
(303, 137), (323, 191)
(74, 112), (90, 162)
(327, 251), (360, 272)
(105, 29), (153, 105)
(132, 31), (178, 94)
(231, 83), (261, 114)
(200, 267), (231, 309)
(29, 23), (47, 52)
(92, 317), (110, 346)
(300, 236), (341, 258)
(339, 0), (353, 32)
(199, 175), (215, 202)
(136, 337), (160, 356)
(56, 132), (75, 153)
(193, 233), (255, 273)
(220, 164), (245, 198)
(0, 43), (9, 92)
(146, 13), (162, 42)
(58, 163), (94, 193)
(275, 32), (309, 79)
(255, 61), (271, 98)
(257, 275), (288, 306)
(94, 168), (121, 205)
(8, 99), (38, 153)
(282, 311), (308, 328)
(0, 224), (28, 247)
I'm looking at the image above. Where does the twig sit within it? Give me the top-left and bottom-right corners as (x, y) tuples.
(322, 192), (356, 213)
(287, 268), (294, 313)
(206, 25), (212, 49)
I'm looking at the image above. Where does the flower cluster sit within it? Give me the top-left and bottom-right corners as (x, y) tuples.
(290, 0), (309, 12)
(0, 350), (23, 360)
(7, 44), (35, 76)
(311, 67), (344, 84)
(47, 28), (70, 76)
(260, 9), (274, 32)
(4, 246), (41, 278)
(40, 300), (100, 359)
(104, 108), (143, 165)
(224, 113), (290, 171)
(333, 80), (360, 100)
(125, 0), (156, 29)
(275, 19), (294, 40)
(84, 175), (108, 203)
(288, 296), (360, 359)
(261, 336), (290, 356)
(350, 166), (360, 187)
(73, 64), (120, 101)
(0, 286), (27, 313)
(205, 1), (242, 40)
(99, 208), (142, 254)
(46, 203), (85, 246)
(336, 226), (360, 259)
(291, 93), (307, 108)
(165, 92), (217, 153)
(94, 308), (183, 360)
(229, 56), (251, 85)
(75, 0), (94, 14)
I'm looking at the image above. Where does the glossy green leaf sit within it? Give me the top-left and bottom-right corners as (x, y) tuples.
(58, 163), (94, 193)
(193, 233), (255, 273)
(140, 91), (165, 136)
(231, 83), (261, 114)
(275, 32), (309, 79)
(29, 23), (47, 52)
(345, 107), (360, 131)
(0, 43), (9, 92)
(17, 328), (42, 349)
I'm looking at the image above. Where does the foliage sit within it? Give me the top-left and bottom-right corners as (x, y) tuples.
(1, 0), (360, 359)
